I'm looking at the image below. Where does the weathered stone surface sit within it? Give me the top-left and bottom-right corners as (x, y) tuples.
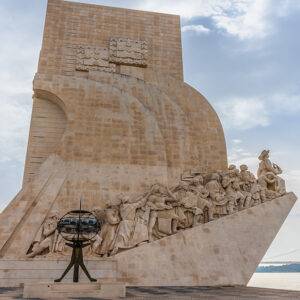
(0, 0), (227, 260)
(0, 259), (117, 287)
(23, 0), (227, 190)
(109, 38), (148, 67)
(23, 282), (126, 299)
(114, 193), (296, 286)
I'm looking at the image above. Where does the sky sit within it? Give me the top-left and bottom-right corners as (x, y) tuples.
(0, 0), (299, 261)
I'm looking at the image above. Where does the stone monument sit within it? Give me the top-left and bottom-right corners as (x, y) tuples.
(0, 0), (297, 294)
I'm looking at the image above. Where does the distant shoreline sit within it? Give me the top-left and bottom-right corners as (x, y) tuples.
(256, 263), (300, 273)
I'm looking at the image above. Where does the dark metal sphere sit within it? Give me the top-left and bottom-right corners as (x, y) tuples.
(57, 210), (101, 242)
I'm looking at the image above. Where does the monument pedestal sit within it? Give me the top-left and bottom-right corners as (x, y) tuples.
(0, 193), (297, 288)
(23, 282), (126, 299)
(0, 259), (117, 287)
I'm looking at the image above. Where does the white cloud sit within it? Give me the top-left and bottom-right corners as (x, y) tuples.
(228, 142), (258, 173)
(217, 97), (270, 130)
(137, 0), (226, 19)
(217, 92), (300, 130)
(137, 0), (273, 40)
(0, 4), (39, 164)
(232, 139), (242, 145)
(271, 93), (300, 114)
(68, 0), (300, 40)
(213, 0), (271, 39)
(181, 24), (210, 35)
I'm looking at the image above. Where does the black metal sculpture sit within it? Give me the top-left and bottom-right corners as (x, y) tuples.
(54, 200), (101, 283)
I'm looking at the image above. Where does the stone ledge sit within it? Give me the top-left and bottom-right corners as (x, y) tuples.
(23, 282), (126, 299)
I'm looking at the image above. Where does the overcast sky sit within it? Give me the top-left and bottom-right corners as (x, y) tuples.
(0, 0), (299, 261)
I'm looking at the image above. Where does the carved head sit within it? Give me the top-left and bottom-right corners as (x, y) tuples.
(240, 164), (248, 172)
(228, 164), (239, 177)
(117, 193), (130, 204)
(258, 149), (270, 160)
(228, 164), (237, 170)
(210, 173), (220, 182)
(151, 183), (162, 194)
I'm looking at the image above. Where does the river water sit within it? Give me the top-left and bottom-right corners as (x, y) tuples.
(248, 273), (300, 291)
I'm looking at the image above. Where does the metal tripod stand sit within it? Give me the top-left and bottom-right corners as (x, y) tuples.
(54, 240), (97, 283)
(54, 199), (100, 283)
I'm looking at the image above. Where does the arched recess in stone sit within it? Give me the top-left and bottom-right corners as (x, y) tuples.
(22, 91), (67, 185)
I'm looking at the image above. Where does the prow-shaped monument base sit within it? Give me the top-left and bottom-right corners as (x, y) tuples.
(113, 193), (296, 286)
(0, 193), (296, 287)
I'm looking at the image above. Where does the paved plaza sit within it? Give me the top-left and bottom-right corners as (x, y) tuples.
(1, 286), (300, 299)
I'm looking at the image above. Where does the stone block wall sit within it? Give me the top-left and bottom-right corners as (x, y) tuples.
(0, 0), (228, 259)
(39, 0), (183, 81)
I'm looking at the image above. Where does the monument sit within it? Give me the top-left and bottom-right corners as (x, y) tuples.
(0, 0), (297, 296)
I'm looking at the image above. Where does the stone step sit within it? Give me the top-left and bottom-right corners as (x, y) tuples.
(0, 259), (117, 287)
(23, 282), (126, 299)
(49, 282), (101, 291)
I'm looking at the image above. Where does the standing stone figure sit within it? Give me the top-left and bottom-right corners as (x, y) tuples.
(173, 181), (203, 228)
(130, 204), (151, 246)
(206, 173), (227, 216)
(238, 165), (255, 208)
(111, 193), (149, 255)
(222, 165), (245, 213)
(92, 206), (120, 257)
(188, 176), (214, 221)
(147, 184), (178, 241)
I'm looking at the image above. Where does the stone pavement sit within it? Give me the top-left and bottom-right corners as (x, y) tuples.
(1, 286), (300, 299)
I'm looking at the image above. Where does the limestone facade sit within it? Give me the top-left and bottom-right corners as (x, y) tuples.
(21, 0), (226, 219)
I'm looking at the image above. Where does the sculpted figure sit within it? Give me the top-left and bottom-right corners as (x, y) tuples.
(172, 181), (203, 228)
(92, 206), (120, 257)
(111, 193), (148, 255)
(205, 173), (227, 216)
(188, 176), (214, 222)
(130, 204), (151, 246)
(27, 212), (62, 258)
(257, 150), (282, 177)
(223, 165), (245, 213)
(258, 172), (283, 200)
(250, 182), (263, 206)
(147, 184), (179, 241)
(239, 164), (258, 208)
(257, 150), (286, 199)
